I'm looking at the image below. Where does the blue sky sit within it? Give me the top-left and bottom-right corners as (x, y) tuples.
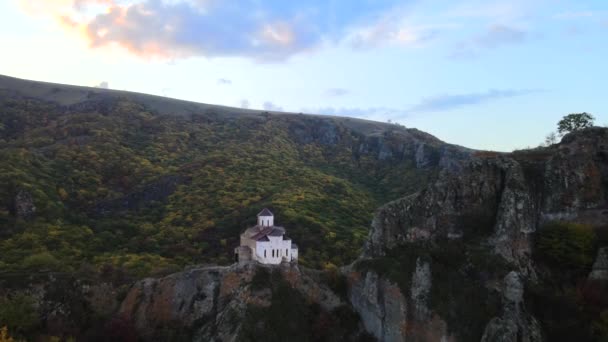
(1, 0), (607, 151)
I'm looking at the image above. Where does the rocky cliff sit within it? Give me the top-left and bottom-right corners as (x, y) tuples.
(117, 262), (371, 341)
(346, 127), (608, 341)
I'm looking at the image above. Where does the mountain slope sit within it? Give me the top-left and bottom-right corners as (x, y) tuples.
(0, 74), (470, 276)
(7, 128), (605, 342)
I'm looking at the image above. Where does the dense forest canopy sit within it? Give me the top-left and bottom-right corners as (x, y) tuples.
(0, 84), (463, 280)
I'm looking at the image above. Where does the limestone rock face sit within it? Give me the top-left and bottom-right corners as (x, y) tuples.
(351, 128), (608, 341)
(366, 128), (608, 264)
(14, 189), (36, 219)
(365, 156), (531, 269)
(589, 247), (608, 280)
(347, 270), (407, 342)
(288, 116), (472, 168)
(481, 272), (542, 342)
(346, 263), (452, 342)
(542, 127), (608, 216)
(119, 263), (344, 341)
(410, 258), (431, 321)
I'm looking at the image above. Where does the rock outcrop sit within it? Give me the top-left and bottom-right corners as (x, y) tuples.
(348, 127), (608, 341)
(481, 272), (542, 342)
(119, 262), (356, 341)
(287, 116), (471, 168)
(365, 155), (538, 275)
(589, 247), (608, 280)
(347, 270), (408, 342)
(14, 189), (36, 219)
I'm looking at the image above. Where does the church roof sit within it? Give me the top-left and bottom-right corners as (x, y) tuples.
(268, 227), (285, 236)
(244, 225), (286, 241)
(257, 208), (273, 217)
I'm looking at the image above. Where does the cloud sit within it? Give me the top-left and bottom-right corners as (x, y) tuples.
(345, 9), (440, 49)
(476, 24), (526, 48)
(95, 81), (109, 88)
(217, 78), (232, 85)
(553, 11), (595, 19)
(263, 101), (283, 111)
(450, 24), (527, 59)
(239, 99), (250, 109)
(22, 0), (439, 61)
(325, 88), (350, 97)
(24, 0), (417, 61)
(22, 0), (324, 60)
(301, 88), (540, 122)
(407, 89), (539, 113)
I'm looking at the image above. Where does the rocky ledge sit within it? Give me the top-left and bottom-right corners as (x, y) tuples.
(118, 262), (369, 341)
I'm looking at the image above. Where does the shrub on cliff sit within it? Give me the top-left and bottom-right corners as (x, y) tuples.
(0, 293), (38, 336)
(536, 222), (596, 271)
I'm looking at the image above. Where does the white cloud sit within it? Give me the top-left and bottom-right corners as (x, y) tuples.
(450, 24), (527, 59)
(345, 10), (439, 49)
(407, 89), (540, 113)
(263, 101), (283, 111)
(325, 88), (350, 97)
(95, 81), (109, 88)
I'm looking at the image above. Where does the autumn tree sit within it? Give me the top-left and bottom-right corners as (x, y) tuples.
(0, 327), (17, 342)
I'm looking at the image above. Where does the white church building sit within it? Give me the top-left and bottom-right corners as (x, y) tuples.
(235, 208), (298, 264)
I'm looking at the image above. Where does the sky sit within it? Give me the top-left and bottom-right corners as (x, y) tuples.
(1, 0), (607, 151)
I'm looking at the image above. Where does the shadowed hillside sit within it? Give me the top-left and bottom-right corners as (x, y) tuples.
(0, 74), (471, 278)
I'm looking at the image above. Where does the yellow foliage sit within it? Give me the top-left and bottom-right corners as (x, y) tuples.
(57, 187), (69, 200)
(0, 326), (18, 342)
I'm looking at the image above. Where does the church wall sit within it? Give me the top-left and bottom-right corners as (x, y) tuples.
(255, 237), (294, 264)
(291, 247), (298, 261)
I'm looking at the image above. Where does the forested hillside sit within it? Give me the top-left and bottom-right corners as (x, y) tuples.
(0, 75), (470, 279)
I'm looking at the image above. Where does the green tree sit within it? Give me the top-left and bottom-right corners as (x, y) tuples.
(557, 112), (595, 135)
(536, 222), (596, 269)
(0, 293), (38, 334)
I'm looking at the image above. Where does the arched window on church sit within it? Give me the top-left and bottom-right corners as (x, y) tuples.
(272, 250), (274, 258)
(264, 250), (266, 258)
